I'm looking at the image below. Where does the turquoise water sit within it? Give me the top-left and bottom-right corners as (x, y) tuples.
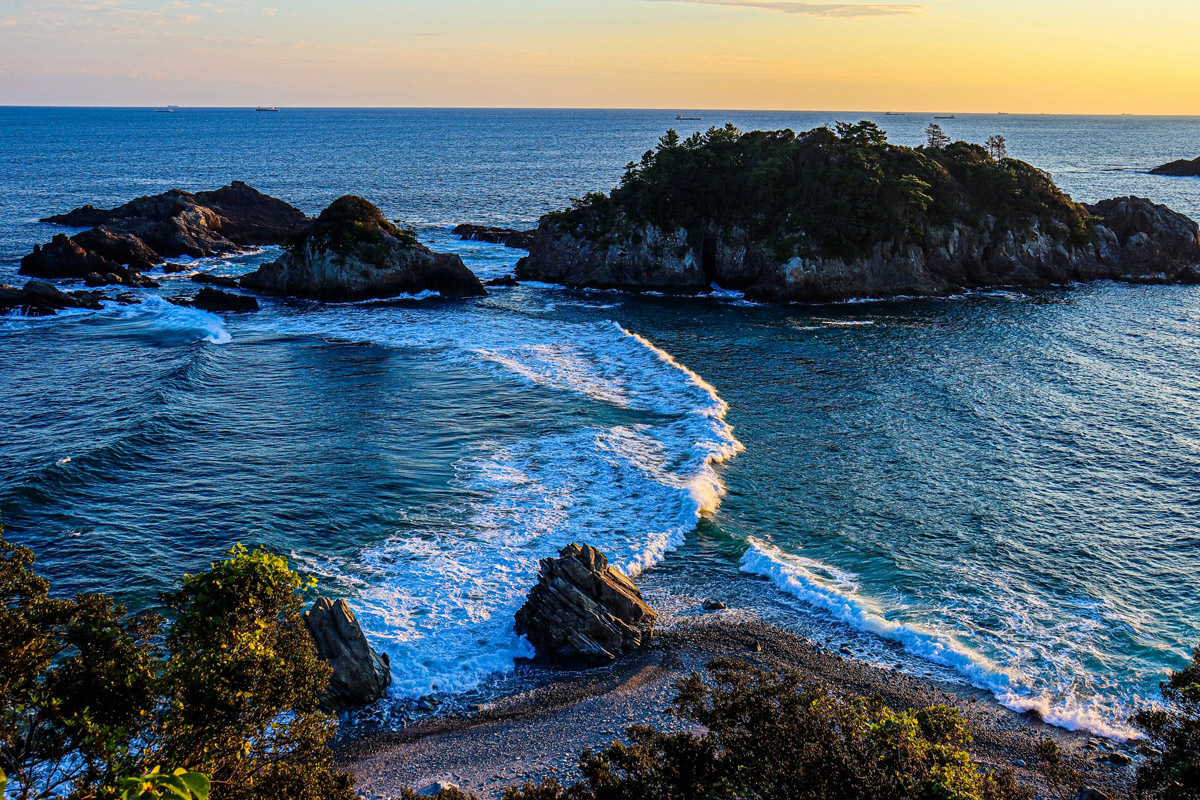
(2, 108), (1199, 738)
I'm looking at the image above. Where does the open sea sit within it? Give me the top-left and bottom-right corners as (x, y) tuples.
(3, 108), (1200, 740)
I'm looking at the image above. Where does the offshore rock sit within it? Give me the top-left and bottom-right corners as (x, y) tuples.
(191, 273), (241, 289)
(516, 126), (1200, 303)
(19, 234), (157, 287)
(514, 543), (657, 665)
(169, 287), (259, 313)
(304, 597), (392, 709)
(1149, 157), (1200, 177)
(453, 223), (536, 250)
(241, 195), (486, 301)
(0, 280), (105, 317)
(518, 197), (1200, 302)
(40, 181), (309, 257)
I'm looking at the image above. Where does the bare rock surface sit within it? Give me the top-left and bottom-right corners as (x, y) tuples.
(514, 543), (657, 665)
(305, 597), (392, 710)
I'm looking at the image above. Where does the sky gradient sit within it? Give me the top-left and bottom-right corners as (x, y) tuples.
(1, 0), (1197, 113)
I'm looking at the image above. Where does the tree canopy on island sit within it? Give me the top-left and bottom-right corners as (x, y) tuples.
(551, 121), (1093, 261)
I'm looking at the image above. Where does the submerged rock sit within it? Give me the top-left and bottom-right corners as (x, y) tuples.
(304, 597), (392, 710)
(241, 195), (486, 301)
(453, 223), (536, 250)
(514, 543), (657, 665)
(169, 287), (259, 313)
(1149, 157), (1200, 177)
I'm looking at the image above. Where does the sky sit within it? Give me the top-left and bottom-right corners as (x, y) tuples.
(0, 0), (1197, 113)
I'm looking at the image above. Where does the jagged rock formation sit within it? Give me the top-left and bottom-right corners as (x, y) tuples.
(22, 182), (309, 286)
(241, 196), (486, 301)
(1150, 157), (1200, 177)
(514, 543), (657, 665)
(453, 224), (536, 250)
(303, 597), (391, 710)
(0, 280), (106, 317)
(517, 125), (1200, 303)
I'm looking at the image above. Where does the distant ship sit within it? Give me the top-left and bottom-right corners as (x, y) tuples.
(675, 114), (702, 120)
(256, 106), (280, 112)
(934, 115), (956, 119)
(154, 108), (174, 113)
(884, 112), (906, 116)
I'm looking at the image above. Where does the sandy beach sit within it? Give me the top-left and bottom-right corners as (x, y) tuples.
(339, 610), (1138, 799)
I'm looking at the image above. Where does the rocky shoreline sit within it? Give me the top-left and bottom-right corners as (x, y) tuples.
(338, 608), (1135, 800)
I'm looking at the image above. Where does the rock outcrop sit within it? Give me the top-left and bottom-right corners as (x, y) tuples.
(241, 196), (486, 301)
(453, 224), (536, 250)
(514, 543), (657, 665)
(22, 182), (309, 286)
(169, 287), (259, 313)
(518, 196), (1200, 303)
(516, 125), (1200, 303)
(0, 280), (106, 317)
(303, 597), (392, 710)
(1150, 157), (1200, 177)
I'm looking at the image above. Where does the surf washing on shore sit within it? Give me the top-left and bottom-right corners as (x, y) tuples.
(2, 108), (1199, 741)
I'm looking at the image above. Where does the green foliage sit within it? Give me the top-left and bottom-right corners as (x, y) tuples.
(502, 659), (1031, 800)
(551, 122), (1093, 261)
(117, 767), (210, 800)
(0, 529), (354, 800)
(1135, 647), (1200, 799)
(290, 195), (418, 266)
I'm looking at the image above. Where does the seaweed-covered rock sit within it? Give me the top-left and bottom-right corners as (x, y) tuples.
(241, 196), (486, 301)
(514, 543), (657, 665)
(303, 597), (391, 709)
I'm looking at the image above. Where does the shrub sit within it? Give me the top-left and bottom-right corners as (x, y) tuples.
(0, 530), (354, 800)
(1135, 647), (1200, 799)
(500, 658), (1031, 800)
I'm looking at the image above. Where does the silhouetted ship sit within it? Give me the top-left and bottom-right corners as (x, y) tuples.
(675, 115), (702, 120)
(256, 106), (280, 112)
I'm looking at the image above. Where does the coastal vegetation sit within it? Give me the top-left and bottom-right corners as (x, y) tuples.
(1134, 648), (1200, 799)
(0, 532), (354, 800)
(545, 121), (1091, 262)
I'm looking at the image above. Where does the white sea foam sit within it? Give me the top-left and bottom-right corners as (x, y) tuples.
(740, 538), (1140, 740)
(108, 296), (233, 344)
(285, 310), (743, 699)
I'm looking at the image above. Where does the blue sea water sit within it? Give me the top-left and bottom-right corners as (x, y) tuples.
(2, 108), (1200, 739)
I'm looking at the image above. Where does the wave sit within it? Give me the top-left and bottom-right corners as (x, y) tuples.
(295, 317), (742, 700)
(740, 538), (1139, 740)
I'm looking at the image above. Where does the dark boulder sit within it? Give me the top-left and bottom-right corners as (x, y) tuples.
(453, 224), (536, 250)
(485, 274), (519, 287)
(304, 597), (391, 710)
(241, 196), (486, 301)
(191, 273), (241, 289)
(169, 287), (259, 313)
(0, 280), (105, 317)
(1150, 157), (1200, 177)
(514, 543), (657, 665)
(19, 235), (159, 287)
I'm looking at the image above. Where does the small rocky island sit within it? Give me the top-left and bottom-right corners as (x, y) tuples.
(22, 181), (309, 288)
(241, 196), (486, 300)
(517, 123), (1200, 302)
(1150, 156), (1200, 177)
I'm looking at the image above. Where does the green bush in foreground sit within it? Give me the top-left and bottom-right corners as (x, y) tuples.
(0, 531), (353, 800)
(1134, 648), (1200, 799)
(409, 659), (1031, 800)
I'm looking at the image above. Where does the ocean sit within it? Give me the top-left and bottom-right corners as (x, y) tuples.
(2, 107), (1199, 740)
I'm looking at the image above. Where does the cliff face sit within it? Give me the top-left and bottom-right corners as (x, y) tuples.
(516, 125), (1200, 303)
(241, 195), (486, 301)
